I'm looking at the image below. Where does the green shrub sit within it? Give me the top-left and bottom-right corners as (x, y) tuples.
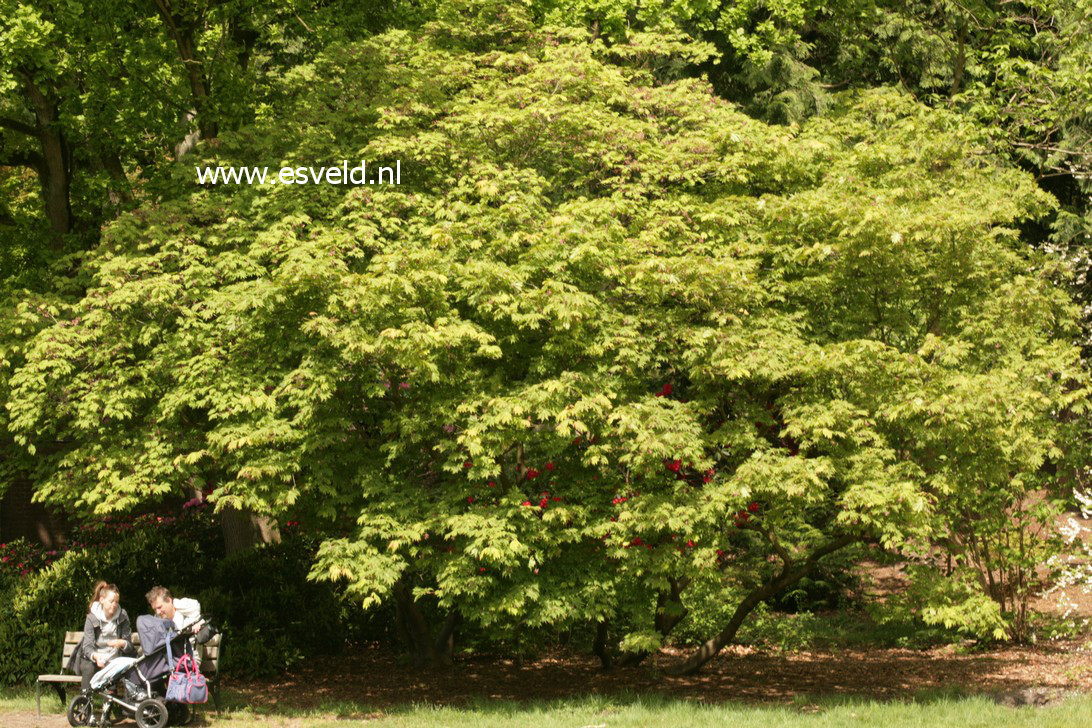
(201, 534), (359, 677)
(0, 508), (368, 685)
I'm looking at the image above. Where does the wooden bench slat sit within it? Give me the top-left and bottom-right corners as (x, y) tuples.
(39, 675), (81, 682)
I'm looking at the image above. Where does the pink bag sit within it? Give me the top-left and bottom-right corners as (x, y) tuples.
(165, 654), (208, 704)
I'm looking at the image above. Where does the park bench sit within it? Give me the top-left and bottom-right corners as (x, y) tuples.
(37, 628), (223, 718)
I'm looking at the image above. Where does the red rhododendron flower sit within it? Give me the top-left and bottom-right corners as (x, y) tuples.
(467, 496), (475, 503)
(463, 460), (473, 468)
(488, 481), (496, 488)
(526, 468), (540, 480)
(546, 462), (555, 471)
(748, 501), (760, 513)
(521, 500), (533, 506)
(539, 498), (549, 508)
(666, 459), (682, 472)
(686, 539), (695, 548)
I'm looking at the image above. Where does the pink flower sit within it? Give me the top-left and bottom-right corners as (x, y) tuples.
(545, 462), (555, 471)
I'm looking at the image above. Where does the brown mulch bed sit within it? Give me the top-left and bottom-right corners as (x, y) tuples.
(11, 641), (1091, 728)
(228, 640), (1092, 709)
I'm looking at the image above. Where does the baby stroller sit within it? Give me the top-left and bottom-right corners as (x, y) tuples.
(67, 615), (212, 728)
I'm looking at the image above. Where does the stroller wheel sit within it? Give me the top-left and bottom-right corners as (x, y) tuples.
(134, 698), (169, 728)
(67, 694), (94, 726)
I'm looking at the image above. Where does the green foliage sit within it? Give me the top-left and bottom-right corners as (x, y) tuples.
(0, 507), (220, 685)
(202, 533), (354, 677)
(0, 507), (366, 685)
(0, 0), (1087, 666)
(4, 4), (1082, 660)
(883, 566), (1008, 641)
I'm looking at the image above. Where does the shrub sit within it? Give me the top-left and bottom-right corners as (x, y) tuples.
(0, 505), (366, 685)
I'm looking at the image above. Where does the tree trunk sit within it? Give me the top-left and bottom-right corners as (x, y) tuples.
(949, 25), (966, 96)
(154, 0), (218, 140)
(99, 152), (133, 206)
(593, 620), (612, 669)
(667, 535), (857, 675)
(617, 577), (690, 668)
(21, 76), (71, 240)
(434, 611), (459, 663)
(391, 580), (454, 669)
(220, 505), (281, 554)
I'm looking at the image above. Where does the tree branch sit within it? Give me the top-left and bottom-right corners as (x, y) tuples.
(0, 149), (45, 172)
(0, 116), (39, 137)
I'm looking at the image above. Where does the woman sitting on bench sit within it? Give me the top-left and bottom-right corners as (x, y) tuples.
(66, 581), (135, 693)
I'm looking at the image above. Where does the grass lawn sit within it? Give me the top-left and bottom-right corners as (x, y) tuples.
(4, 687), (1091, 727)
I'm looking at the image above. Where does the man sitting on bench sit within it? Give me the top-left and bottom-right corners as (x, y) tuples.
(121, 586), (205, 701)
(145, 586), (202, 631)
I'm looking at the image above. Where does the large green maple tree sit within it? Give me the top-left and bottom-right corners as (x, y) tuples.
(6, 3), (1085, 670)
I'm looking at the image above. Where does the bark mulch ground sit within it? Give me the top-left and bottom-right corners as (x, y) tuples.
(11, 640), (1092, 727)
(230, 639), (1092, 708)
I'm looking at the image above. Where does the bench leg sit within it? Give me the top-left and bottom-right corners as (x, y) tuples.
(36, 680), (41, 719)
